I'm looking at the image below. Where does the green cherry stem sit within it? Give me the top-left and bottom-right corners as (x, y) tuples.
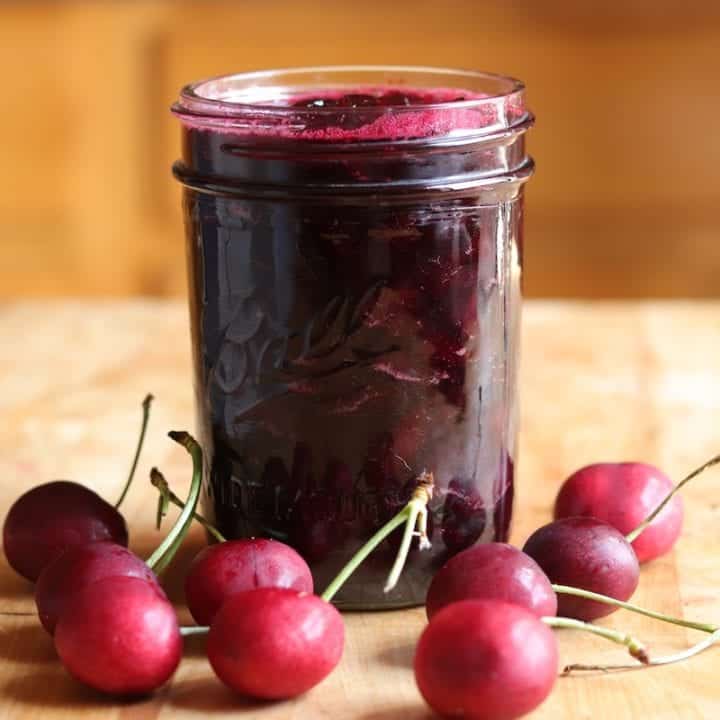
(114, 394), (154, 509)
(384, 474), (434, 592)
(321, 513), (407, 603)
(321, 472), (434, 603)
(543, 616), (649, 664)
(150, 467), (226, 543)
(563, 628), (720, 674)
(552, 585), (718, 634)
(180, 625), (210, 637)
(626, 453), (720, 543)
(145, 431), (203, 574)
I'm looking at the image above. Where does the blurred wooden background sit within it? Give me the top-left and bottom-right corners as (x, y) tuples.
(2, 0), (720, 298)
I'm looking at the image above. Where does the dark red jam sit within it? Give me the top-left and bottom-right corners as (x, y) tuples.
(174, 79), (530, 608)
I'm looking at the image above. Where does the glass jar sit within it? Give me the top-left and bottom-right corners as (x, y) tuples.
(172, 66), (534, 609)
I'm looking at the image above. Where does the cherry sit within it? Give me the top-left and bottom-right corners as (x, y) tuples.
(324, 459), (358, 525)
(185, 538), (314, 625)
(296, 92), (382, 110)
(291, 442), (315, 495)
(2, 394), (152, 582)
(35, 541), (161, 634)
(207, 587), (344, 699)
(523, 517), (640, 621)
(259, 456), (291, 518)
(492, 456), (515, 543)
(182, 468), (432, 701)
(3, 481), (128, 582)
(54, 576), (181, 696)
(292, 89), (446, 111)
(323, 458), (354, 494)
(425, 543), (557, 620)
(289, 493), (341, 562)
(287, 445), (340, 558)
(440, 477), (486, 552)
(554, 462), (683, 563)
(363, 432), (399, 491)
(414, 599), (558, 720)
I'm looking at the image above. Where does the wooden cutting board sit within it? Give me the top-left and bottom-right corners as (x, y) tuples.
(1, 300), (720, 719)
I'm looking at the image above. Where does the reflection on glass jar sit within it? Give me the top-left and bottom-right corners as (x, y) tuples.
(172, 66), (534, 608)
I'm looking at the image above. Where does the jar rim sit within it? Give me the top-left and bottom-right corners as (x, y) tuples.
(177, 65), (525, 113)
(172, 65), (530, 142)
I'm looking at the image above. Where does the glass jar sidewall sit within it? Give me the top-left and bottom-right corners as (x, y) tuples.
(181, 179), (523, 607)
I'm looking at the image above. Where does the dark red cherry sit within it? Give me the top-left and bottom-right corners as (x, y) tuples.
(440, 478), (486, 553)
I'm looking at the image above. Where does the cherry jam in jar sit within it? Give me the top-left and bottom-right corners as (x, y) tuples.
(172, 66), (534, 608)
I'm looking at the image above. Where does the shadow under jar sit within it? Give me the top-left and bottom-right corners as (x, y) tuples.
(172, 66), (534, 609)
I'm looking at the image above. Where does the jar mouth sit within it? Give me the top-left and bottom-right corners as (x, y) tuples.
(179, 65), (524, 111)
(172, 65), (531, 143)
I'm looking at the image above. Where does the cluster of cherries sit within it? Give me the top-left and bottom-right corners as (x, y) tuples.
(2, 403), (343, 699)
(2, 395), (719, 720)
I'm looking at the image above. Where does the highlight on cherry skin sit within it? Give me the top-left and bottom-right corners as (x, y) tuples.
(207, 587), (345, 700)
(35, 541), (162, 634)
(554, 462), (683, 563)
(2, 394), (152, 582)
(54, 576), (182, 697)
(152, 450), (435, 700)
(151, 470), (316, 629)
(44, 428), (204, 695)
(184, 538), (314, 625)
(425, 542), (558, 620)
(415, 599), (559, 720)
(5, 400), (720, 714)
(2, 481), (129, 583)
(523, 516), (640, 621)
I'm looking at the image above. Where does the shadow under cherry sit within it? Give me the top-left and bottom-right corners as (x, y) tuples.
(1, 668), (160, 710)
(167, 676), (271, 714)
(0, 621), (56, 664)
(355, 705), (435, 720)
(0, 560), (34, 605)
(375, 640), (416, 669)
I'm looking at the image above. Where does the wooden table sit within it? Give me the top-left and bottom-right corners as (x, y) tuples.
(2, 300), (720, 719)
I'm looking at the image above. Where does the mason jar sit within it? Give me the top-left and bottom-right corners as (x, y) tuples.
(172, 66), (534, 608)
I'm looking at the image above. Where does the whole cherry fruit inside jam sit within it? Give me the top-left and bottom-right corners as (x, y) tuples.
(554, 462), (683, 563)
(440, 477), (487, 553)
(426, 543), (557, 620)
(185, 538), (313, 625)
(36, 541), (160, 634)
(414, 599), (558, 720)
(523, 517), (640, 621)
(207, 587), (344, 699)
(3, 481), (128, 582)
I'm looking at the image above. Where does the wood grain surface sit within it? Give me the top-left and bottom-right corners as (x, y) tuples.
(1, 300), (720, 718)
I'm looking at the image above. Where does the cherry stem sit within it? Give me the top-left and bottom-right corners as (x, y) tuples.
(180, 625), (210, 637)
(552, 584), (718, 634)
(321, 511), (407, 602)
(0, 611), (35, 616)
(150, 467), (226, 543)
(543, 616), (649, 664)
(626, 453), (720, 543)
(384, 474), (434, 592)
(145, 431), (203, 574)
(114, 394), (154, 509)
(321, 472), (434, 603)
(562, 628), (720, 674)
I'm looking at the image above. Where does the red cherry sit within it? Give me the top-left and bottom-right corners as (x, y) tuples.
(554, 462), (683, 563)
